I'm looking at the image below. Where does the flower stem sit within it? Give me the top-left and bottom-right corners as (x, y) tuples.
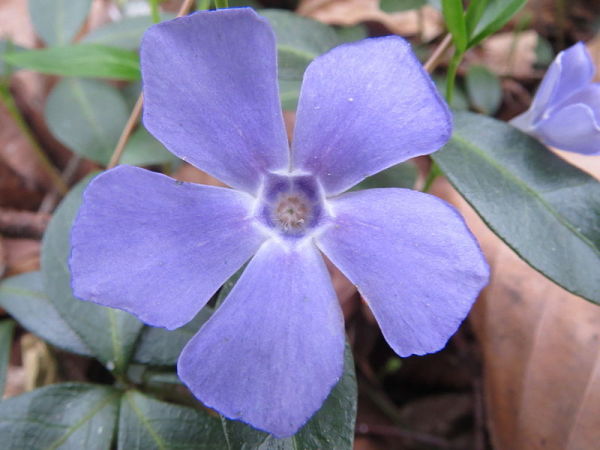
(105, 0), (196, 170)
(422, 34), (457, 193)
(445, 50), (463, 104)
(422, 160), (442, 193)
(149, 0), (161, 23)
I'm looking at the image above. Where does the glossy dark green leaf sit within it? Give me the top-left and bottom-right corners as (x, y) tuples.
(0, 272), (92, 356)
(441, 0), (467, 52)
(3, 44), (140, 80)
(433, 112), (600, 304)
(82, 14), (175, 50)
(380, 0), (427, 12)
(28, 0), (92, 46)
(260, 9), (363, 110)
(41, 177), (144, 373)
(0, 320), (15, 396)
(132, 307), (213, 366)
(45, 78), (129, 164)
(0, 383), (119, 449)
(465, 64), (502, 115)
(222, 342), (357, 449)
(120, 126), (178, 167)
(118, 390), (229, 449)
(352, 161), (418, 191)
(469, 0), (527, 47)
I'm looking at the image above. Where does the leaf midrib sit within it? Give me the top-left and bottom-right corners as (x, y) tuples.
(125, 392), (167, 450)
(47, 389), (120, 449)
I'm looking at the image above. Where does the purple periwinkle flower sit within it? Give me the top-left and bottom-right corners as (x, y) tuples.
(511, 42), (600, 155)
(70, 8), (489, 437)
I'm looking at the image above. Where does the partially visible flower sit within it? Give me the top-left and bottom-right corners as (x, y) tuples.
(70, 9), (489, 437)
(511, 42), (600, 155)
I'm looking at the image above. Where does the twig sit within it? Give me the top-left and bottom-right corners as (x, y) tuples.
(106, 0), (196, 170)
(106, 94), (144, 169)
(0, 209), (50, 239)
(38, 155), (82, 214)
(424, 33), (453, 74)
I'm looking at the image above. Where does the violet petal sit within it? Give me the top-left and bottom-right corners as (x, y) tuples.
(534, 102), (600, 155)
(316, 188), (489, 356)
(70, 165), (266, 330)
(292, 36), (451, 195)
(141, 8), (289, 194)
(177, 240), (345, 438)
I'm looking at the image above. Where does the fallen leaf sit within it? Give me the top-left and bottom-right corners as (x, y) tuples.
(3, 238), (40, 276)
(433, 169), (600, 450)
(0, 98), (53, 194)
(298, 0), (443, 41)
(474, 30), (539, 79)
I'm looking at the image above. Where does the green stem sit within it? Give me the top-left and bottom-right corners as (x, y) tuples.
(0, 84), (67, 194)
(149, 0), (161, 23)
(445, 50), (463, 104)
(196, 0), (211, 10)
(422, 161), (442, 193)
(214, 0), (228, 9)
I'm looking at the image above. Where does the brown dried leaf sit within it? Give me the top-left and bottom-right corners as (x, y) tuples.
(298, 0), (443, 41)
(474, 30), (539, 78)
(433, 169), (600, 450)
(0, 99), (53, 194)
(3, 238), (40, 276)
(0, 235), (5, 279)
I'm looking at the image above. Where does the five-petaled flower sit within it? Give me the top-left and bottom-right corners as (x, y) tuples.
(511, 42), (600, 155)
(70, 8), (489, 437)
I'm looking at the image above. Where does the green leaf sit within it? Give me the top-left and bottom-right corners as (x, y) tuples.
(28, 0), (92, 46)
(0, 272), (92, 356)
(535, 36), (554, 68)
(441, 0), (468, 52)
(380, 0), (427, 12)
(3, 44), (140, 80)
(132, 307), (213, 366)
(464, 0), (488, 36)
(465, 64), (502, 115)
(222, 342), (357, 449)
(352, 161), (418, 190)
(433, 112), (600, 304)
(260, 9), (362, 110)
(82, 14), (176, 50)
(214, 264), (246, 308)
(0, 40), (24, 78)
(41, 176), (144, 373)
(0, 383), (119, 449)
(469, 0), (527, 47)
(118, 390), (229, 449)
(120, 126), (178, 167)
(45, 78), (129, 165)
(0, 320), (15, 396)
